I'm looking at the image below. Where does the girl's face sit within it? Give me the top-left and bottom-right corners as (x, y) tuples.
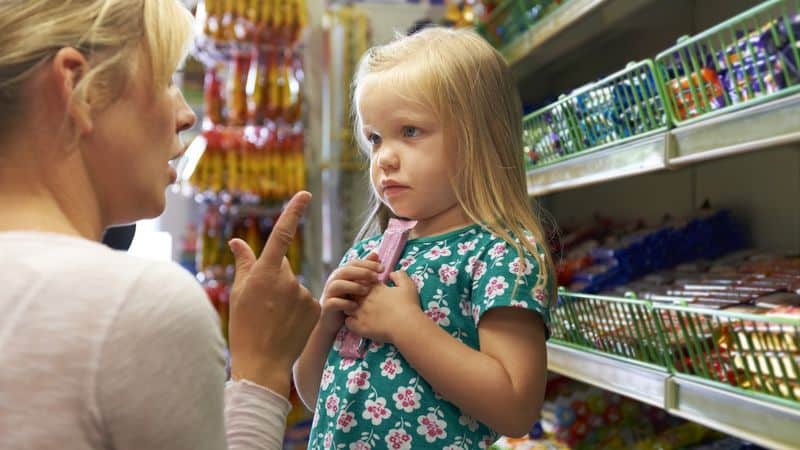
(81, 49), (196, 225)
(358, 75), (469, 237)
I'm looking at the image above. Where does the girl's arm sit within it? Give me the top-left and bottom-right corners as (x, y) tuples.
(392, 305), (547, 437)
(293, 324), (340, 410)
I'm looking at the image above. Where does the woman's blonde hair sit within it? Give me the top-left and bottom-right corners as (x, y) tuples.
(0, 0), (193, 138)
(352, 27), (555, 307)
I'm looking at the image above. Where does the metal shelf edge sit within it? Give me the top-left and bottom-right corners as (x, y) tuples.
(547, 342), (669, 408)
(527, 132), (668, 197)
(667, 376), (800, 450)
(669, 92), (800, 167)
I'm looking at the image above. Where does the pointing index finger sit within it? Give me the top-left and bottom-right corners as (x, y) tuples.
(257, 191), (312, 269)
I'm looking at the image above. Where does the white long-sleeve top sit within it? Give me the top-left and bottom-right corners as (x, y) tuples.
(0, 232), (288, 449)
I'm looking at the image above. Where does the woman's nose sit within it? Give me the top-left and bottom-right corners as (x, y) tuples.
(175, 91), (197, 133)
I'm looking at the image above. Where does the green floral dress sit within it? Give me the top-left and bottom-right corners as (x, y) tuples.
(309, 224), (551, 450)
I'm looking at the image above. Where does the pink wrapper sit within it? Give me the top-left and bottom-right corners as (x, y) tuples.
(339, 218), (417, 359)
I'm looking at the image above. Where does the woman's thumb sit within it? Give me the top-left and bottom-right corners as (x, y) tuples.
(229, 239), (256, 296)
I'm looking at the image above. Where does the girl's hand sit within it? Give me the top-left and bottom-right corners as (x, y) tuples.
(345, 270), (424, 344)
(319, 253), (383, 335)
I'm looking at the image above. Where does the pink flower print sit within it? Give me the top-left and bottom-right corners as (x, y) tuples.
(458, 414), (480, 432)
(534, 288), (547, 304)
(508, 257), (533, 276)
(393, 386), (422, 413)
(320, 365), (335, 390)
(472, 304), (481, 325)
(368, 341), (384, 353)
(485, 276), (509, 299)
(385, 429), (413, 450)
(346, 368), (371, 394)
(488, 242), (507, 259)
(323, 431), (333, 449)
(424, 245), (451, 260)
(443, 446), (466, 450)
(349, 441), (371, 450)
(425, 302), (451, 326)
(416, 412), (447, 443)
(399, 255), (416, 270)
(362, 397), (392, 425)
(340, 357), (356, 371)
(457, 239), (477, 255)
(381, 357), (403, 380)
(333, 328), (347, 351)
(364, 239), (380, 252)
(459, 296), (472, 317)
(478, 435), (495, 449)
(438, 264), (458, 286)
(336, 410), (357, 432)
(466, 256), (487, 280)
(325, 393), (340, 417)
(510, 300), (529, 308)
(343, 250), (359, 264)
(410, 273), (425, 291)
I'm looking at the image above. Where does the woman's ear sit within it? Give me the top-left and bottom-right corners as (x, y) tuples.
(51, 47), (93, 134)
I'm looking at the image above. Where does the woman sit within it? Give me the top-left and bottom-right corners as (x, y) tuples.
(0, 1), (319, 449)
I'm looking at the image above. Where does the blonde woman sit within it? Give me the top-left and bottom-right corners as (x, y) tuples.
(0, 1), (319, 449)
(294, 27), (555, 449)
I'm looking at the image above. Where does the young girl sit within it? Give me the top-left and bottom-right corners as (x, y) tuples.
(294, 27), (555, 449)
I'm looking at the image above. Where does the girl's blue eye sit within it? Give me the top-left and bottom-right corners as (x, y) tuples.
(367, 133), (381, 145)
(402, 126), (420, 138)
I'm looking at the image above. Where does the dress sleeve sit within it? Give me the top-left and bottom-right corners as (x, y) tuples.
(469, 239), (551, 333)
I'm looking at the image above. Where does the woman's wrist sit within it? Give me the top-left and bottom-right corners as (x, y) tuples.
(230, 360), (292, 399)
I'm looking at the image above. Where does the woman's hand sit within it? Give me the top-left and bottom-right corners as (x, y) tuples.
(227, 191), (320, 397)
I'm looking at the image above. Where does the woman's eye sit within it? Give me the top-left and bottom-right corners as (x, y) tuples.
(402, 126), (420, 138)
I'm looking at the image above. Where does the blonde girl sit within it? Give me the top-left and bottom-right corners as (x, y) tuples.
(295, 27), (555, 449)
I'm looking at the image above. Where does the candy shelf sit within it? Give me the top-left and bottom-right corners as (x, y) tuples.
(548, 344), (800, 449)
(547, 290), (800, 449)
(654, 0), (800, 127)
(527, 90), (800, 195)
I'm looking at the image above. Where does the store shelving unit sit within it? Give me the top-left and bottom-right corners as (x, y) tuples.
(503, 0), (660, 80)
(528, 91), (800, 196)
(511, 0), (800, 448)
(548, 344), (800, 449)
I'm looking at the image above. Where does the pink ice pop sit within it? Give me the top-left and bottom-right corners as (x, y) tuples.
(338, 218), (418, 359)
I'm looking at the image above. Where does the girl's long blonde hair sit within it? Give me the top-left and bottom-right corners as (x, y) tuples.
(0, 0), (193, 140)
(352, 27), (556, 307)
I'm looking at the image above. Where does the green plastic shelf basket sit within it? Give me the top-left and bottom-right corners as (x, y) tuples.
(654, 302), (800, 406)
(554, 290), (800, 406)
(655, 0), (800, 125)
(551, 291), (671, 369)
(522, 60), (669, 170)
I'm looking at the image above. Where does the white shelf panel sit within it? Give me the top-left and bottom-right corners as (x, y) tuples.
(547, 342), (669, 408)
(527, 132), (668, 197)
(667, 375), (800, 450)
